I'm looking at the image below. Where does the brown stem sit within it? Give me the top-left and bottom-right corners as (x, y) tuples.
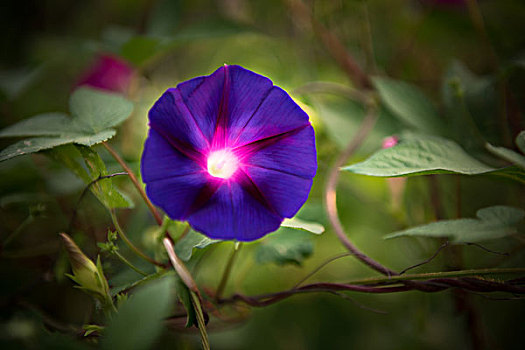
(110, 209), (166, 268)
(215, 242), (242, 301)
(102, 142), (163, 225)
(324, 102), (396, 276)
(163, 237), (199, 293)
(218, 276), (525, 308)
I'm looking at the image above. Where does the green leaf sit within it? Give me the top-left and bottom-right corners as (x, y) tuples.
(441, 61), (495, 149)
(174, 277), (197, 328)
(0, 88), (133, 162)
(487, 143), (525, 170)
(68, 87), (133, 134)
(102, 275), (175, 350)
(0, 113), (71, 137)
(46, 144), (91, 182)
(77, 146), (132, 208)
(174, 229), (220, 261)
(313, 97), (402, 153)
(486, 131), (525, 170)
(385, 206), (525, 243)
(46, 144), (132, 209)
(343, 134), (495, 177)
(373, 77), (443, 134)
(489, 166), (525, 184)
(281, 217), (325, 235)
(0, 137), (76, 162)
(255, 228), (314, 266)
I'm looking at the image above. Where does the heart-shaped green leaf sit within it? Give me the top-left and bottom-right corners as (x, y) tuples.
(385, 206), (524, 243)
(343, 134), (495, 177)
(0, 87), (133, 162)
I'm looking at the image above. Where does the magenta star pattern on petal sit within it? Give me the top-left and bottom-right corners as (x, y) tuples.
(140, 65), (317, 241)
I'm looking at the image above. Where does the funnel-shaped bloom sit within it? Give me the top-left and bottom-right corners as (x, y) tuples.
(141, 65), (317, 241)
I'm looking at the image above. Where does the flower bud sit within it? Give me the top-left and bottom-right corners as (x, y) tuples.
(59, 233), (111, 306)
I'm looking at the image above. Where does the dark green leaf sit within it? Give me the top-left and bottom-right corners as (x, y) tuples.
(174, 277), (197, 328)
(0, 88), (133, 162)
(441, 61), (494, 149)
(385, 206), (525, 242)
(255, 228), (314, 266)
(373, 77), (443, 134)
(102, 275), (175, 350)
(77, 146), (132, 209)
(0, 113), (71, 137)
(0, 137), (76, 162)
(488, 166), (525, 184)
(46, 144), (91, 182)
(174, 229), (220, 261)
(343, 134), (495, 177)
(46, 144), (132, 209)
(313, 97), (401, 153)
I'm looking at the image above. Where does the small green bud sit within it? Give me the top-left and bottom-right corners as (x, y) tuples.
(59, 233), (112, 307)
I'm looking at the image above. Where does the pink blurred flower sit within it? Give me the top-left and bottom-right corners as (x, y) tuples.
(76, 55), (134, 94)
(382, 136), (399, 149)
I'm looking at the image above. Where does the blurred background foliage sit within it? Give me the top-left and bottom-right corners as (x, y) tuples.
(1, 0), (524, 349)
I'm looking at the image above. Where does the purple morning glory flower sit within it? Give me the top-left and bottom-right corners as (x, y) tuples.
(141, 65), (317, 241)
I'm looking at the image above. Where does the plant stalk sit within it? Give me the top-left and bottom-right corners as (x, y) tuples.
(215, 242), (242, 300)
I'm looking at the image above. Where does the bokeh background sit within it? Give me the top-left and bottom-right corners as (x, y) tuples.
(1, 0), (525, 349)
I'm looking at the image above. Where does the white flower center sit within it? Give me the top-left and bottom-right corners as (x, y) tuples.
(207, 149), (239, 179)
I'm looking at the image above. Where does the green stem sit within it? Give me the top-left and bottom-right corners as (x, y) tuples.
(3, 215), (34, 248)
(190, 291), (210, 350)
(347, 267), (525, 286)
(112, 270), (172, 296)
(104, 142), (206, 338)
(215, 242), (242, 300)
(103, 142), (163, 225)
(114, 251), (149, 276)
(110, 210), (165, 267)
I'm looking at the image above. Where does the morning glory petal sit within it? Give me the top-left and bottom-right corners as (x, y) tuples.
(145, 173), (209, 220)
(141, 129), (203, 183)
(224, 66), (274, 143)
(177, 68), (224, 143)
(241, 166), (313, 219)
(148, 88), (210, 157)
(187, 182), (282, 241)
(240, 125), (317, 179)
(232, 86), (310, 147)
